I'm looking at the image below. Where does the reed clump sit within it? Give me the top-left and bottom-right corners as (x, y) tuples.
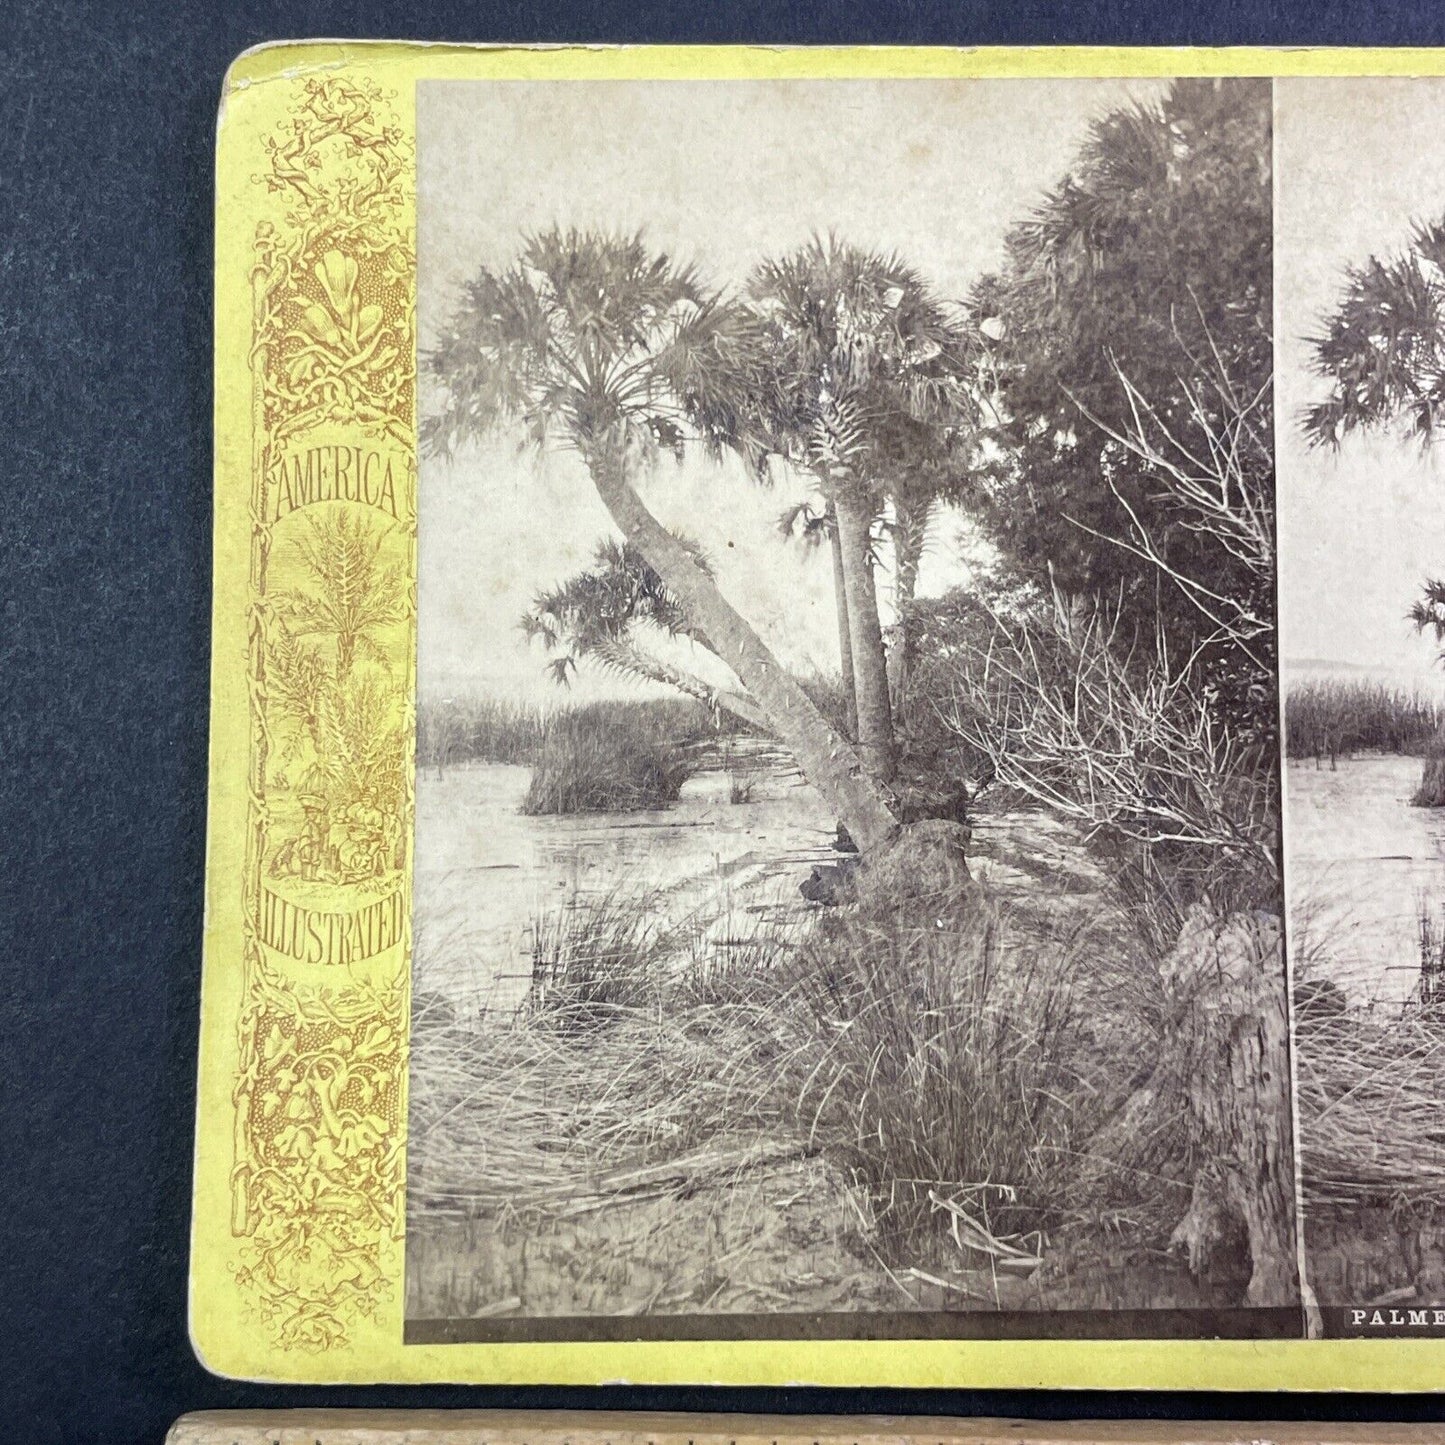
(1288, 894), (1445, 1218)
(1412, 729), (1445, 807)
(417, 693), (721, 774)
(526, 890), (674, 1028)
(416, 695), (548, 769)
(522, 706), (700, 814)
(773, 901), (1113, 1252)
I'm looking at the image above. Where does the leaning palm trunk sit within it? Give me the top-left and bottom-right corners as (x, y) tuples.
(888, 494), (929, 710)
(826, 504), (858, 741)
(584, 437), (899, 852)
(832, 483), (897, 784)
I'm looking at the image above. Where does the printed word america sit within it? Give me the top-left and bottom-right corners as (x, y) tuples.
(269, 443), (403, 521)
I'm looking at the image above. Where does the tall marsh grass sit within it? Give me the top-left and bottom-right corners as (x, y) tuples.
(416, 695), (547, 769)
(777, 898), (1112, 1251)
(417, 694), (726, 773)
(409, 864), (1156, 1265)
(1293, 905), (1445, 1211)
(1285, 678), (1445, 762)
(1296, 998), (1445, 1209)
(527, 889), (673, 1028)
(418, 694), (729, 814)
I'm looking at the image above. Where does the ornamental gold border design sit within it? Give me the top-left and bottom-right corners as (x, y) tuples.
(231, 72), (416, 1352)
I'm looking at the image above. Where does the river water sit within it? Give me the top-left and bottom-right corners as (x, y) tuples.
(412, 750), (838, 1018)
(1285, 754), (1445, 1005)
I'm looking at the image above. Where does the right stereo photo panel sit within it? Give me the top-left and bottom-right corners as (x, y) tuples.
(1278, 77), (1445, 1334)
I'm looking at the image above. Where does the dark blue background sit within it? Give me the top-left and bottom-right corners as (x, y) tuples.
(6, 3), (1445, 1441)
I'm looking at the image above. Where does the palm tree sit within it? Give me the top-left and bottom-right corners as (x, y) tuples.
(274, 509), (405, 679)
(744, 237), (977, 783)
(886, 487), (931, 708)
(1306, 215), (1445, 448)
(1308, 214), (1445, 804)
(872, 407), (976, 712)
(777, 498), (857, 741)
(521, 538), (769, 732)
(423, 227), (898, 851)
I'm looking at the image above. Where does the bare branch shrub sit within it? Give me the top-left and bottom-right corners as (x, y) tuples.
(1065, 303), (1275, 677)
(937, 595), (1276, 912)
(934, 303), (1280, 922)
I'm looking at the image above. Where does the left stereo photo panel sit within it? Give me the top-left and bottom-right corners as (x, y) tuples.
(403, 74), (1300, 1342)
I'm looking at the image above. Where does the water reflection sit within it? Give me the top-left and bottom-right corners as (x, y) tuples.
(1286, 755), (1445, 1006)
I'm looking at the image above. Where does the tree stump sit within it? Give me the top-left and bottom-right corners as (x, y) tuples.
(1160, 906), (1299, 1306)
(857, 818), (974, 916)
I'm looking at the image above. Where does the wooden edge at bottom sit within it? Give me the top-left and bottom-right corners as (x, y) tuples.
(164, 1414), (1445, 1445)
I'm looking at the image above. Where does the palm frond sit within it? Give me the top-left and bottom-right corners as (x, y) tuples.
(743, 234), (981, 491)
(1306, 233), (1445, 447)
(776, 498), (831, 548)
(520, 535), (713, 657)
(1411, 580), (1445, 644)
(425, 225), (772, 467)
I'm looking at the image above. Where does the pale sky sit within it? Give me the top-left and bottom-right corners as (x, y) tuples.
(1277, 78), (1445, 686)
(416, 77), (1167, 704)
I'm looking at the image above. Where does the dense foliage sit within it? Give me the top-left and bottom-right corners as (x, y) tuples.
(967, 78), (1274, 726)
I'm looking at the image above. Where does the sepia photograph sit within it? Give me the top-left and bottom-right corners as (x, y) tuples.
(402, 74), (1299, 1340)
(1277, 77), (1445, 1332)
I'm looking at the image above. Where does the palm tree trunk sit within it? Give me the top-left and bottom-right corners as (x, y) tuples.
(888, 495), (929, 710)
(584, 438), (899, 852)
(826, 503), (858, 741)
(833, 483), (897, 784)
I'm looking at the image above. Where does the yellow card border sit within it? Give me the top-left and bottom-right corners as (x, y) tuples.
(197, 40), (1445, 1388)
